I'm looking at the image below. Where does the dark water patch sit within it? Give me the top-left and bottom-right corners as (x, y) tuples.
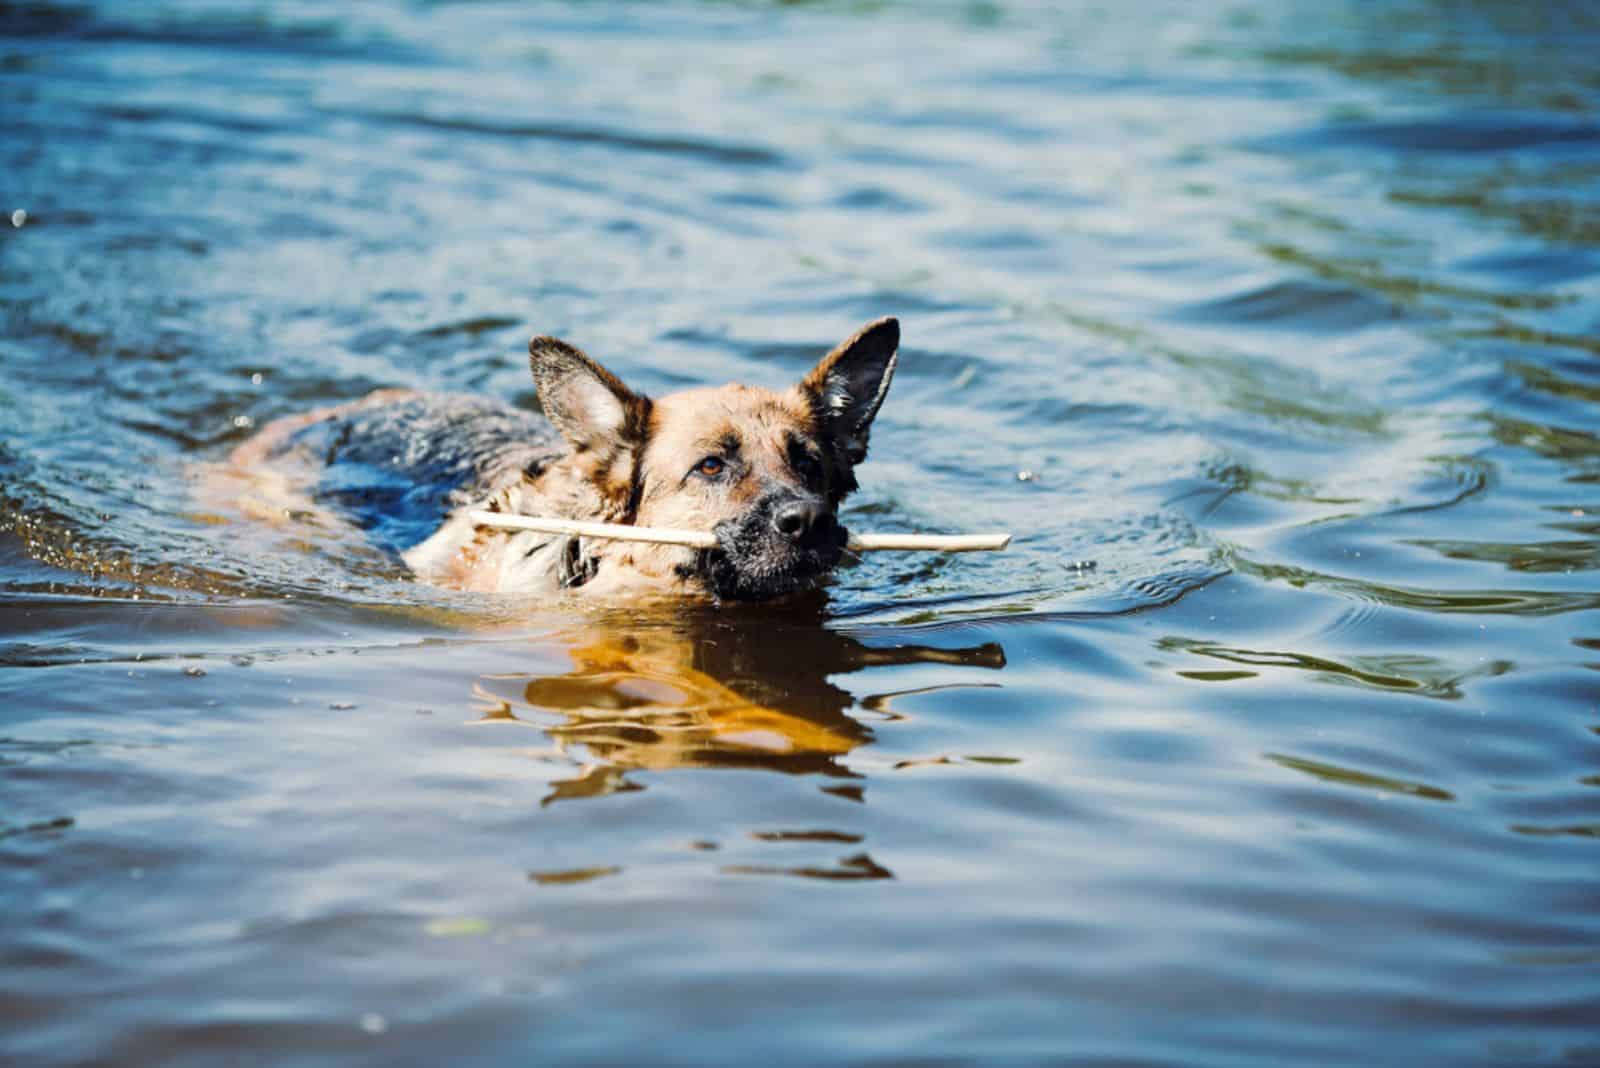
(1, 317), (112, 361)
(0, 735), (92, 757)
(1508, 823), (1600, 840)
(1265, 752), (1455, 802)
(1169, 278), (1405, 331)
(1235, 555), (1600, 617)
(1260, 113), (1600, 157)
(1394, 182), (1600, 247)
(93, 102), (293, 138)
(0, 641), (94, 667)
(529, 865), (622, 886)
(750, 829), (864, 844)
(1500, 947), (1600, 966)
(750, 286), (991, 322)
(830, 185), (924, 214)
(341, 107), (789, 169)
(1507, 361), (1600, 414)
(0, 815), (74, 839)
(998, 396), (1154, 431)
(653, 330), (866, 376)
(710, 188), (786, 213)
(1200, 453), (1494, 550)
(1177, 668), (1257, 682)
(722, 852), (893, 881)
(1488, 414), (1600, 469)
(835, 587), (1065, 626)
(932, 224), (1054, 254)
(415, 315), (521, 340)
(1367, 457), (1493, 518)
(1256, 240), (1571, 313)
(1408, 538), (1600, 575)
(659, 328), (997, 386)
(1256, 40), (1600, 114)
(1454, 247), (1600, 288)
(1170, 347), (1389, 439)
(0, 0), (94, 37)
(6, 1), (421, 62)
(1161, 636), (1505, 699)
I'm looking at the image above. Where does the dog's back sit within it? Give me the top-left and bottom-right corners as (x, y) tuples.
(231, 390), (560, 555)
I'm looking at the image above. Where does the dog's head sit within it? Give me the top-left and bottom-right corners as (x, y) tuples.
(529, 317), (899, 600)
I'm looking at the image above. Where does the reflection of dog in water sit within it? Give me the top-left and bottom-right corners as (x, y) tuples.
(469, 609), (1006, 804)
(228, 318), (900, 600)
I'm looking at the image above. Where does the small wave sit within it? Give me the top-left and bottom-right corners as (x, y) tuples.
(94, 103), (288, 137)
(1266, 752), (1456, 801)
(1258, 113), (1600, 157)
(1170, 279), (1404, 331)
(1164, 634), (1512, 699)
(1406, 538), (1600, 575)
(416, 315), (522, 340)
(343, 108), (789, 169)
(1236, 555), (1600, 617)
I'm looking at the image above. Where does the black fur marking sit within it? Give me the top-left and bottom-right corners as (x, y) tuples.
(696, 489), (847, 601)
(786, 434), (825, 490)
(626, 462), (647, 523)
(559, 539), (596, 589)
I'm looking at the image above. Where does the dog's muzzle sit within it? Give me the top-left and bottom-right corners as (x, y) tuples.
(698, 490), (847, 600)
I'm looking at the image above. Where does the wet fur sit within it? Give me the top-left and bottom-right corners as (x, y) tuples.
(228, 317), (899, 600)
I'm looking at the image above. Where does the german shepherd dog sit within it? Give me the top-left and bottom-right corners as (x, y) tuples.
(228, 317), (899, 600)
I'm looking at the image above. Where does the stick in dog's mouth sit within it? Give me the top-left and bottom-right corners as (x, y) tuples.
(465, 511), (1012, 553)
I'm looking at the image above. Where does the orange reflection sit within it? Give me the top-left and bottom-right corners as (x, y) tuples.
(469, 606), (1005, 803)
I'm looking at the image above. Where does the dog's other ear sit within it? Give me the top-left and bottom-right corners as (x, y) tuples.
(529, 336), (651, 453)
(800, 316), (899, 464)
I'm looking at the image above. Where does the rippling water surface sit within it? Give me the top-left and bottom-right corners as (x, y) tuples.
(4, 2), (1600, 1064)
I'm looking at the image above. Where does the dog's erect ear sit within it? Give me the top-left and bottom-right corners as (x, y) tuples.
(529, 336), (651, 453)
(800, 316), (899, 464)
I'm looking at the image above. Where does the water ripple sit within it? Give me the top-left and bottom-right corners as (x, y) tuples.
(1236, 555), (1600, 617)
(1260, 113), (1600, 156)
(6, 1), (1600, 1064)
(1265, 753), (1456, 802)
(341, 108), (790, 168)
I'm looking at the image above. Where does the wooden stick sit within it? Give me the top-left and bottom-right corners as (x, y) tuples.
(465, 510), (1011, 552)
(838, 532), (1013, 552)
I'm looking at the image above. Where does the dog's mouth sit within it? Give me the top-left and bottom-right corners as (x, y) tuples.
(695, 501), (848, 602)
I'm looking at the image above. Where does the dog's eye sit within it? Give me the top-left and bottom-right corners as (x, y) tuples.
(693, 456), (726, 478)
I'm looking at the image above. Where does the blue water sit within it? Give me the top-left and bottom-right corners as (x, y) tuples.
(3, 2), (1599, 1064)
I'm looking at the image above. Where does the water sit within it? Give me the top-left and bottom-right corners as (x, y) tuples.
(3, 1), (1599, 1064)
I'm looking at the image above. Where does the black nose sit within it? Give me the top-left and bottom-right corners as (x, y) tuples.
(772, 499), (824, 541)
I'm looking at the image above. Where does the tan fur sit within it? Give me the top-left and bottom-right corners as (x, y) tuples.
(572, 384), (820, 591)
